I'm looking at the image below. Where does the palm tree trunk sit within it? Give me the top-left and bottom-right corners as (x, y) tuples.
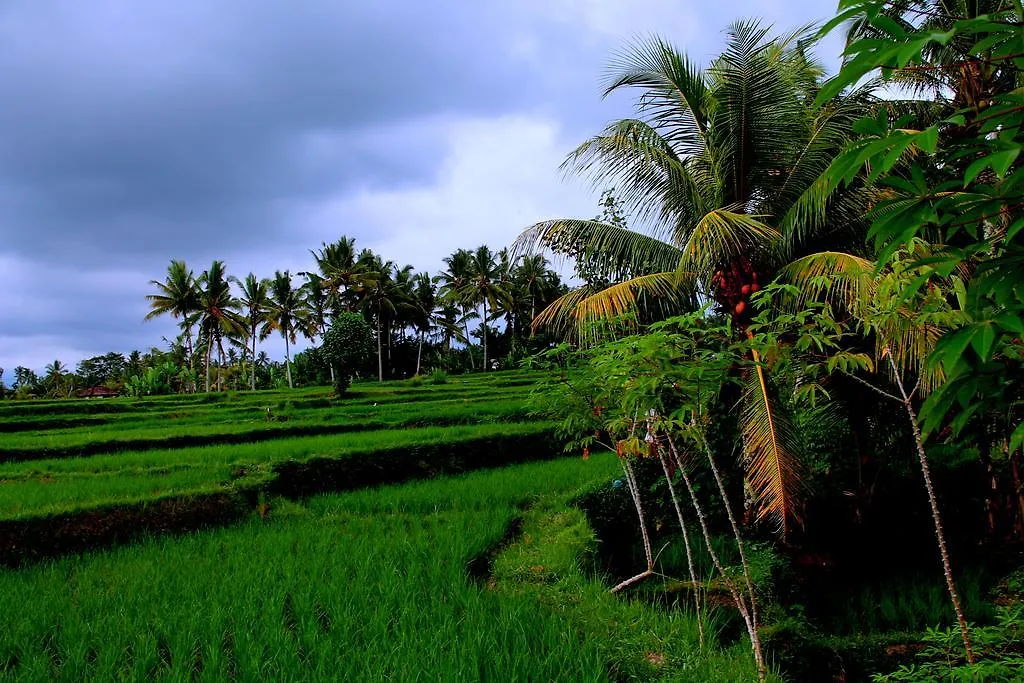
(416, 330), (424, 375)
(377, 315), (384, 383)
(284, 334), (293, 390)
(184, 322), (196, 392)
(204, 332), (212, 393)
(217, 337), (226, 391)
(482, 300), (488, 371)
(886, 352), (975, 664)
(250, 327), (257, 391)
(463, 307), (474, 370)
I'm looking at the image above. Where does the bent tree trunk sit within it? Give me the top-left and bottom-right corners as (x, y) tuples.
(886, 353), (975, 663)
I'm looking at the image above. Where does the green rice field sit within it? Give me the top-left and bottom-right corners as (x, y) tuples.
(0, 372), (763, 681)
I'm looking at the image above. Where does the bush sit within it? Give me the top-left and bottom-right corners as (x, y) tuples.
(322, 313), (374, 395)
(428, 369), (449, 385)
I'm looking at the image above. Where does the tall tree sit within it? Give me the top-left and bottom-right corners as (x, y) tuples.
(436, 249), (477, 370)
(302, 272), (337, 386)
(144, 260), (200, 388)
(357, 252), (406, 382)
(263, 270), (313, 389)
(410, 272), (438, 375)
(197, 261), (245, 392)
(515, 22), (874, 535)
(462, 246), (510, 371)
(230, 273), (271, 391)
(310, 237), (378, 313)
(43, 360), (68, 397)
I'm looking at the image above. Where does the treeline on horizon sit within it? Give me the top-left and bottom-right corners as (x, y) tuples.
(0, 238), (571, 399)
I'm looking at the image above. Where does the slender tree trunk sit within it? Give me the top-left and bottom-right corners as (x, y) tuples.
(482, 300), (488, 371)
(701, 434), (760, 637)
(885, 353), (974, 663)
(416, 330), (424, 375)
(377, 314), (384, 383)
(284, 334), (293, 390)
(184, 322), (196, 392)
(204, 331), (212, 393)
(250, 325), (257, 391)
(666, 435), (765, 682)
(217, 337), (226, 391)
(657, 451), (705, 648)
(463, 307), (474, 370)
(611, 456), (655, 593)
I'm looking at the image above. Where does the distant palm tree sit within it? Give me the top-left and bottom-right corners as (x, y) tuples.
(145, 260), (200, 388)
(436, 249), (476, 369)
(311, 237), (378, 312)
(263, 270), (313, 389)
(410, 272), (438, 375)
(462, 246), (511, 371)
(302, 272), (337, 386)
(44, 360), (67, 397)
(230, 273), (271, 391)
(357, 252), (407, 382)
(197, 261), (245, 392)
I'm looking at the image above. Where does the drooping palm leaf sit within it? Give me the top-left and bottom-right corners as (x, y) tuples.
(740, 356), (804, 537)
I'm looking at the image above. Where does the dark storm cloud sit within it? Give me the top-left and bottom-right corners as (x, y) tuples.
(0, 1), (542, 262)
(0, 0), (843, 373)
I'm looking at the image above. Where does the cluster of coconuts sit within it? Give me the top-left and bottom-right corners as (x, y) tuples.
(711, 257), (761, 319)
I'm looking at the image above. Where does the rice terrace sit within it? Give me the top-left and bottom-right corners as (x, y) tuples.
(1, 0), (1022, 681)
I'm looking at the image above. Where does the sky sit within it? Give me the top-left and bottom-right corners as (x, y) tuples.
(0, 0), (845, 376)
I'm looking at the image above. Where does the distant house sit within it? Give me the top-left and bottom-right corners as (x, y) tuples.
(76, 386), (119, 399)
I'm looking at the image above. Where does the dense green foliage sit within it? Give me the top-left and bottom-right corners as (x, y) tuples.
(321, 312), (374, 393)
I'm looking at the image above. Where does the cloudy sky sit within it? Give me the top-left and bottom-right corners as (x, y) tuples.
(0, 0), (843, 375)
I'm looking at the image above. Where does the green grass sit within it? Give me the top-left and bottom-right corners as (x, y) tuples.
(0, 421), (557, 519)
(0, 457), (621, 681)
(1, 394), (536, 459)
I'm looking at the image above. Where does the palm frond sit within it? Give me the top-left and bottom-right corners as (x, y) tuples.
(514, 218), (684, 278)
(680, 208), (781, 275)
(741, 354), (804, 537)
(533, 271), (695, 344)
(603, 35), (711, 143)
(777, 251), (875, 313)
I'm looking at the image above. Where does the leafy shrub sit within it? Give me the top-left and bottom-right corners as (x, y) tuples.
(428, 369), (449, 385)
(322, 313), (374, 395)
(409, 375), (424, 387)
(873, 606), (1024, 682)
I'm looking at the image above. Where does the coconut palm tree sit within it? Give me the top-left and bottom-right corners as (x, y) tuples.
(409, 272), (439, 375)
(357, 252), (409, 382)
(144, 260), (200, 388)
(436, 248), (477, 370)
(311, 237), (378, 312)
(196, 261), (246, 392)
(44, 360), (68, 397)
(463, 246), (511, 371)
(515, 21), (875, 536)
(230, 273), (271, 391)
(301, 272), (338, 386)
(263, 270), (313, 390)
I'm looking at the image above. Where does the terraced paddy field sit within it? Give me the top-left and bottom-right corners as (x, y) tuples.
(0, 372), (763, 681)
